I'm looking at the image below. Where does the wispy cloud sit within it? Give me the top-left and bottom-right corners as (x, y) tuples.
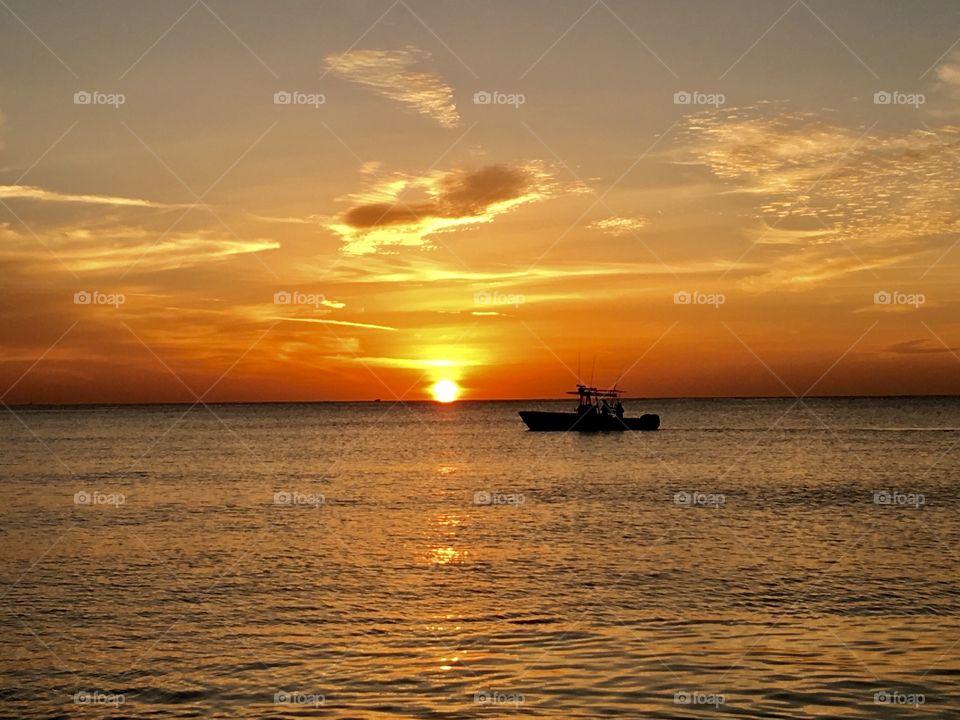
(588, 216), (648, 236)
(0, 184), (173, 208)
(935, 50), (960, 91)
(330, 355), (485, 369)
(1, 223), (278, 273)
(887, 339), (960, 355)
(275, 317), (398, 332)
(325, 47), (460, 128)
(682, 108), (960, 286)
(331, 254), (738, 284)
(329, 162), (585, 255)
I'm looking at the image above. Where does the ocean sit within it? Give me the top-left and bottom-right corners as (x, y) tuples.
(1, 397), (958, 718)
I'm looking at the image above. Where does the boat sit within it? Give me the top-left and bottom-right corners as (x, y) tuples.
(519, 384), (660, 432)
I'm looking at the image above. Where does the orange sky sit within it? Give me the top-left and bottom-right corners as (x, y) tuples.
(2, 1), (960, 404)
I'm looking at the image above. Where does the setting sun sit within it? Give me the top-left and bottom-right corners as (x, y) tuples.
(431, 380), (460, 403)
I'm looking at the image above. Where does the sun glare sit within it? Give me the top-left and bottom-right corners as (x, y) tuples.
(431, 379), (460, 403)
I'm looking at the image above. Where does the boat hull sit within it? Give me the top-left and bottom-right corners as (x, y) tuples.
(519, 410), (660, 432)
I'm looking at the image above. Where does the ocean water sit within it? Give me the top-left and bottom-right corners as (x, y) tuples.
(1, 397), (959, 718)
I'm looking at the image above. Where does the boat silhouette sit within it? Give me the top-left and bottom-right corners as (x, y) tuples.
(519, 384), (660, 432)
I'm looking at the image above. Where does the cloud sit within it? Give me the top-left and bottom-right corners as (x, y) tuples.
(682, 108), (960, 286)
(333, 356), (482, 369)
(0, 223), (278, 273)
(588, 216), (648, 236)
(935, 50), (960, 91)
(331, 255), (737, 283)
(326, 47), (459, 128)
(0, 184), (172, 208)
(330, 162), (583, 255)
(887, 339), (959, 355)
(275, 317), (397, 332)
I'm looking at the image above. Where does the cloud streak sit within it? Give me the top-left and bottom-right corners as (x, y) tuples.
(0, 223), (278, 273)
(326, 47), (460, 128)
(275, 317), (398, 332)
(0, 184), (173, 208)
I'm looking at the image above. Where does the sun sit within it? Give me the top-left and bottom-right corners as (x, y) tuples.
(431, 379), (460, 403)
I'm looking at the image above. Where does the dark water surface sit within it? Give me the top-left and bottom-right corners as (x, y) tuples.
(1, 398), (959, 718)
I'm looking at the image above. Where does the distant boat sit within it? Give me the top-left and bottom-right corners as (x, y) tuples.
(519, 384), (660, 432)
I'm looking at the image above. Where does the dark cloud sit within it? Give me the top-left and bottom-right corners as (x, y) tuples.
(437, 165), (531, 216)
(887, 339), (958, 355)
(341, 165), (534, 230)
(343, 202), (434, 229)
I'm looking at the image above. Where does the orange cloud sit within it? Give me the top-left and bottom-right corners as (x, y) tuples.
(0, 184), (172, 208)
(326, 47), (459, 128)
(682, 108), (960, 287)
(0, 223), (278, 273)
(588, 216), (648, 236)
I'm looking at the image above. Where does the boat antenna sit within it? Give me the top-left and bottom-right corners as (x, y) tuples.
(589, 354), (596, 387)
(577, 352), (582, 384)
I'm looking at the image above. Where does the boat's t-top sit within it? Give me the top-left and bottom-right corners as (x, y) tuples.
(566, 384), (625, 418)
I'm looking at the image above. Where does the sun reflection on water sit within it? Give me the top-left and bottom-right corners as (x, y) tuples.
(426, 511), (467, 565)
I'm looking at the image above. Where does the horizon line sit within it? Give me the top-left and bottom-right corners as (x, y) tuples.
(5, 392), (960, 409)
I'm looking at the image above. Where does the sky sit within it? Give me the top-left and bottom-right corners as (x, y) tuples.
(2, 0), (960, 403)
